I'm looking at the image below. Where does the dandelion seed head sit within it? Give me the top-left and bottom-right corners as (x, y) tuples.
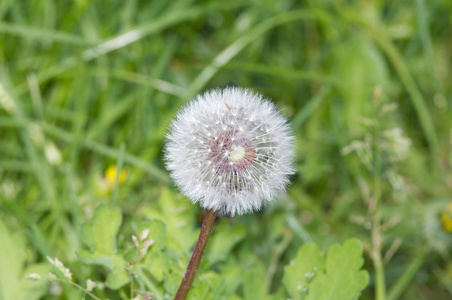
(164, 87), (295, 216)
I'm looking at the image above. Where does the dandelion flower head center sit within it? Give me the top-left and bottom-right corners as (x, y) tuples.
(227, 144), (245, 162)
(207, 127), (257, 173)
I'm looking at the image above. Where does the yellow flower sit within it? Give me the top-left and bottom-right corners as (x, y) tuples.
(441, 202), (452, 233)
(105, 166), (126, 187)
(93, 166), (127, 196)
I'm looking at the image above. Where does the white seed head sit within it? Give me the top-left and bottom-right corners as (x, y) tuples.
(164, 87), (295, 216)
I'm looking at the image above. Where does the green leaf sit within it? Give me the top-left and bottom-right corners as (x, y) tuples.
(283, 243), (323, 300)
(0, 218), (24, 300)
(206, 220), (246, 265)
(144, 188), (198, 251)
(137, 220), (166, 250)
(77, 204), (129, 289)
(307, 239), (369, 300)
(0, 219), (48, 300)
(227, 296), (242, 300)
(80, 204), (122, 254)
(188, 271), (223, 300)
(283, 239), (369, 300)
(221, 264), (244, 297)
(106, 268), (131, 290)
(128, 220), (169, 283)
(19, 263), (50, 300)
(143, 249), (170, 282)
(164, 268), (185, 296)
(243, 262), (267, 300)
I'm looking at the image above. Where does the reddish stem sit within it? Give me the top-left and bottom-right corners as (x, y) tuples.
(174, 209), (217, 300)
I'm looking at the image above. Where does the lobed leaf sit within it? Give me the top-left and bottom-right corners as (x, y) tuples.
(307, 239), (369, 300)
(283, 239), (369, 300)
(77, 204), (129, 289)
(283, 242), (323, 300)
(206, 220), (246, 265)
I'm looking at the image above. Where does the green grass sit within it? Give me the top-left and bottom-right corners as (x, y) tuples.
(1, 0), (452, 299)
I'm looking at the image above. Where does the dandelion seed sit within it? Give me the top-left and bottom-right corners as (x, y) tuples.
(164, 87), (295, 216)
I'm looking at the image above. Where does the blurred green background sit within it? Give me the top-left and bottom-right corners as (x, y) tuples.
(1, 0), (452, 299)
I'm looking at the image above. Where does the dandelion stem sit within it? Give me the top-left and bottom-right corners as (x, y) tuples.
(174, 209), (217, 300)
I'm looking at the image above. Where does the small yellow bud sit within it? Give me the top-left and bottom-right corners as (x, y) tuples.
(441, 202), (452, 233)
(105, 166), (127, 186)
